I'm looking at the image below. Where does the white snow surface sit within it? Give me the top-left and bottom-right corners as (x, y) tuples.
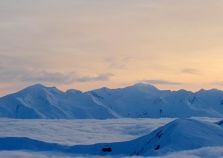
(1, 83), (223, 119)
(0, 117), (223, 157)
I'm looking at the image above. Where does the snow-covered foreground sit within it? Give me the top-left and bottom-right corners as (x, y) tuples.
(1, 146), (223, 158)
(0, 117), (222, 157)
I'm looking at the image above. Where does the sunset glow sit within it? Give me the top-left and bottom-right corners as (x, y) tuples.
(1, 0), (223, 95)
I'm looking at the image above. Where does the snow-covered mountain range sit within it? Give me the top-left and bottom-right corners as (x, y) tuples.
(1, 83), (223, 119)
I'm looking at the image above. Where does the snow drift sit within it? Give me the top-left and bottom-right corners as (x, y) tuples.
(1, 119), (223, 156)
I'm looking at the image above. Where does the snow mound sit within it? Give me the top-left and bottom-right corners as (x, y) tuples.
(0, 137), (65, 152)
(68, 119), (223, 156)
(1, 119), (223, 156)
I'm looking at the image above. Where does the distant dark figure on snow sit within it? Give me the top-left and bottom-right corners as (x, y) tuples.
(102, 147), (112, 152)
(160, 109), (163, 117)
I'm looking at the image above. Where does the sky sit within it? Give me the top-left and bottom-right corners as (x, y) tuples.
(1, 0), (223, 95)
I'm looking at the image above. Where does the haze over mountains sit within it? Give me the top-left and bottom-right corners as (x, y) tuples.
(1, 83), (223, 119)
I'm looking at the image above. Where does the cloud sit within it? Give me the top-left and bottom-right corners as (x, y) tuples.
(181, 68), (200, 75)
(21, 72), (113, 84)
(0, 55), (113, 84)
(0, 67), (113, 84)
(0, 68), (74, 84)
(105, 56), (134, 70)
(74, 73), (114, 82)
(21, 71), (75, 84)
(213, 82), (223, 86)
(142, 79), (182, 85)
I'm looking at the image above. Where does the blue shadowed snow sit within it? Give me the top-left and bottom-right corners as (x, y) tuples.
(1, 119), (223, 157)
(1, 83), (223, 119)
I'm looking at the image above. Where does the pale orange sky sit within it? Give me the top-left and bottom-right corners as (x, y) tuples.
(1, 0), (223, 95)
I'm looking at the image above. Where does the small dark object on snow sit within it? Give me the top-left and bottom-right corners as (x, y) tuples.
(102, 147), (112, 152)
(154, 145), (160, 150)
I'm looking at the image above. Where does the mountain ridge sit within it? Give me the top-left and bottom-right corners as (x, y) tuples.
(1, 83), (223, 119)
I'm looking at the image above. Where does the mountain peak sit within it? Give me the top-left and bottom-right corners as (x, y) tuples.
(196, 88), (223, 94)
(18, 84), (63, 95)
(127, 83), (158, 91)
(27, 83), (46, 89)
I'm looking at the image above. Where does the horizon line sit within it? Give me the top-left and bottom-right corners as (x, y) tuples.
(1, 82), (223, 97)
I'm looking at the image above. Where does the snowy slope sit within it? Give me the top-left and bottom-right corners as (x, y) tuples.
(1, 119), (223, 157)
(0, 84), (114, 119)
(88, 83), (223, 118)
(1, 83), (223, 119)
(68, 119), (223, 156)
